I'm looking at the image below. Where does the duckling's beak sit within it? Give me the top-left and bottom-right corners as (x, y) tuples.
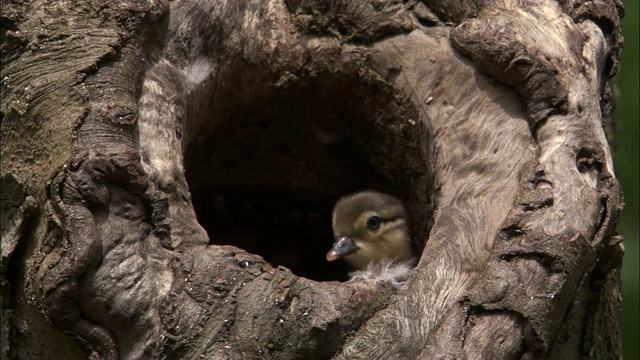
(326, 236), (358, 261)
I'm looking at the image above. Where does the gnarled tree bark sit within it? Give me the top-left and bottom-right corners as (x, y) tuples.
(1, 0), (625, 359)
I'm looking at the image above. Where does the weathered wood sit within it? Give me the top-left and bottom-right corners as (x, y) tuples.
(0, 0), (624, 359)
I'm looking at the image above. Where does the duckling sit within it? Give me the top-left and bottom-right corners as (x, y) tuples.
(326, 191), (416, 288)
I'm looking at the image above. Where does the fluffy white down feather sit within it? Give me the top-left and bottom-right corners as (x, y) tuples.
(347, 258), (417, 289)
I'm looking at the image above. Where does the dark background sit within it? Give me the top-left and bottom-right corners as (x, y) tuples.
(617, 1), (639, 358)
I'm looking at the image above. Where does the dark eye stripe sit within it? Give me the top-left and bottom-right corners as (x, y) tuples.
(367, 216), (405, 229)
(382, 217), (406, 230)
(377, 216), (403, 224)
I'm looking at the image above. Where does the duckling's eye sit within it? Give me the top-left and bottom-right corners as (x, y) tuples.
(366, 216), (381, 230)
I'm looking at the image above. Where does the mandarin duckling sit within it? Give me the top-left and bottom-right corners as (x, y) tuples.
(326, 191), (416, 288)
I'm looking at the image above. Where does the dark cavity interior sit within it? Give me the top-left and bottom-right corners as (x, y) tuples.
(184, 68), (431, 282)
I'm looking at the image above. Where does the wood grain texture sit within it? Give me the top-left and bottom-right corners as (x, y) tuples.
(0, 0), (624, 359)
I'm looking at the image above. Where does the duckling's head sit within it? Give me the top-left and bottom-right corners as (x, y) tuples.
(326, 191), (413, 270)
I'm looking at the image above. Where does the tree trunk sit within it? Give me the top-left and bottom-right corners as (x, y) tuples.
(1, 0), (625, 359)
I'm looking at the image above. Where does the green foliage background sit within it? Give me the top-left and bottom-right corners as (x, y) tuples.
(618, 1), (639, 358)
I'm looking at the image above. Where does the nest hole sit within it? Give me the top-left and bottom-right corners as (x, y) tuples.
(184, 69), (431, 282)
